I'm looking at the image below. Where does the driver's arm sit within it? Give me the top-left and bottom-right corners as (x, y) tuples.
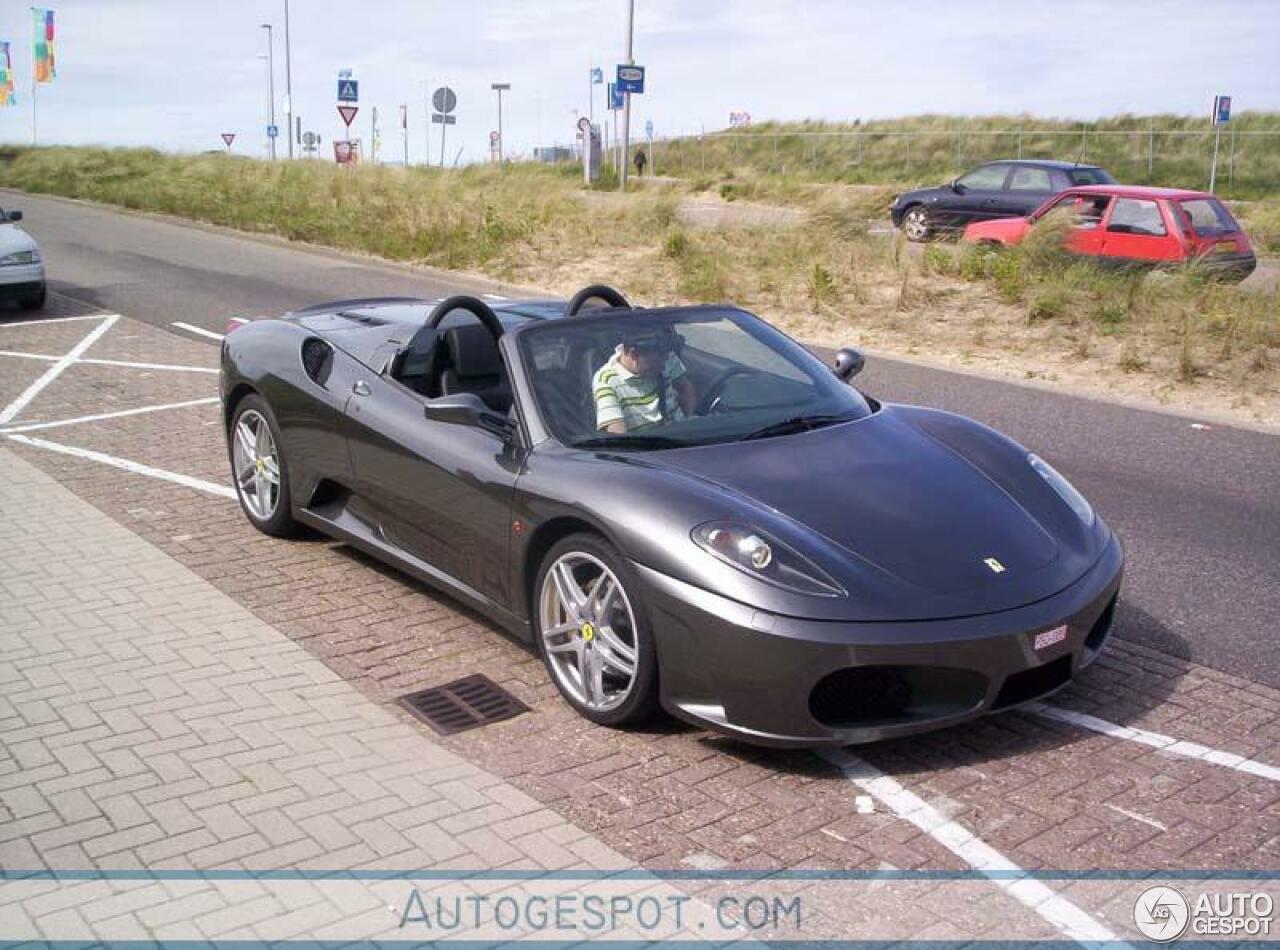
(667, 353), (697, 417)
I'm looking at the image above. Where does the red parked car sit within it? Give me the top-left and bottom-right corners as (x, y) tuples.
(963, 185), (1256, 281)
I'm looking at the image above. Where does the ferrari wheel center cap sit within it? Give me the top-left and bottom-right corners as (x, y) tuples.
(255, 458), (265, 474)
(579, 621), (596, 642)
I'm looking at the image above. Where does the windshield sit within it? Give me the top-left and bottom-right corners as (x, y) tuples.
(518, 307), (873, 449)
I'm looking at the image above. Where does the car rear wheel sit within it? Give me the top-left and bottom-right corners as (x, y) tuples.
(534, 534), (659, 727)
(901, 205), (931, 242)
(228, 394), (298, 538)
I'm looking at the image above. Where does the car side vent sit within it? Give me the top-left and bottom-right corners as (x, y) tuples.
(301, 338), (334, 386)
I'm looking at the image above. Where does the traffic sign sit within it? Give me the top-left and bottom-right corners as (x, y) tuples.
(338, 79), (359, 102)
(432, 87), (457, 115)
(221, 133), (236, 149)
(490, 130), (500, 145)
(616, 64), (645, 95)
(337, 105), (358, 128)
(267, 124), (279, 139)
(608, 82), (623, 111)
(430, 113), (456, 125)
(645, 119), (653, 139)
(1213, 94), (1232, 125)
(302, 131), (317, 147)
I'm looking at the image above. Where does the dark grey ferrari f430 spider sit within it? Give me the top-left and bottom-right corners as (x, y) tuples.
(219, 285), (1122, 747)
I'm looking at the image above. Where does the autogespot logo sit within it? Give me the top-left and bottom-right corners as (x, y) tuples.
(1134, 885), (1191, 942)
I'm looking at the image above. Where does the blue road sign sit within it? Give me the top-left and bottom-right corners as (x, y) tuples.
(267, 124), (279, 139)
(338, 79), (359, 103)
(590, 66), (603, 85)
(608, 82), (623, 111)
(645, 119), (653, 139)
(1214, 95), (1232, 125)
(616, 64), (645, 95)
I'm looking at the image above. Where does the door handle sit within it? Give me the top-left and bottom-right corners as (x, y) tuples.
(353, 380), (371, 396)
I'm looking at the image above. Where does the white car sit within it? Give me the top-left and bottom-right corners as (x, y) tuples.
(0, 206), (46, 311)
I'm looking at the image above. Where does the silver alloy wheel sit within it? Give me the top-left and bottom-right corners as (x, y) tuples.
(903, 206), (929, 240)
(231, 408), (281, 521)
(539, 552), (639, 712)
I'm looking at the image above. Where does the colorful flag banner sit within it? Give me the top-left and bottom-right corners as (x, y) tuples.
(0, 42), (15, 106)
(33, 8), (55, 83)
(590, 66), (603, 84)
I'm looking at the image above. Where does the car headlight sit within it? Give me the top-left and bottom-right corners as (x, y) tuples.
(1028, 453), (1094, 527)
(692, 521), (845, 597)
(0, 249), (40, 266)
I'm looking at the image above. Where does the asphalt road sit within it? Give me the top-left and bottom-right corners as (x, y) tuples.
(7, 188), (1280, 688)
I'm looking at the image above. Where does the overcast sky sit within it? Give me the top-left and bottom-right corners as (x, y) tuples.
(0, 0), (1277, 164)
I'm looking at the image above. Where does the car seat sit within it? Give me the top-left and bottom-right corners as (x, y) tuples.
(438, 324), (512, 413)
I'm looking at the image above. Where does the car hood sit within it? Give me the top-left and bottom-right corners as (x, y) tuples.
(648, 406), (1098, 618)
(0, 224), (37, 255)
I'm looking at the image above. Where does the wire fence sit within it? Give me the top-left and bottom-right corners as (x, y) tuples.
(637, 126), (1280, 195)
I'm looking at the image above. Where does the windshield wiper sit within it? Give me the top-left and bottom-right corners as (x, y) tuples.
(570, 434), (685, 451)
(741, 413), (852, 442)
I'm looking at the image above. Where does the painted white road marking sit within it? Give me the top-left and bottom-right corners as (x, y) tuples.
(5, 434), (235, 499)
(1028, 702), (1280, 783)
(0, 350), (216, 374)
(171, 321), (224, 341)
(0, 313), (111, 328)
(820, 749), (1126, 948)
(0, 398), (219, 435)
(0, 315), (120, 425)
(483, 293), (510, 301)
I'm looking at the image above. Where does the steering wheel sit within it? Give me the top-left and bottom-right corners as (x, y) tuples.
(565, 284), (631, 317)
(425, 295), (506, 343)
(697, 366), (758, 415)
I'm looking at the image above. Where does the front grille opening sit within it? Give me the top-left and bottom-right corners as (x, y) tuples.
(399, 674), (530, 736)
(993, 654), (1073, 710)
(809, 665), (987, 729)
(1084, 595), (1118, 654)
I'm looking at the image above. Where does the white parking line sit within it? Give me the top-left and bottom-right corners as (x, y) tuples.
(0, 398), (220, 435)
(0, 313), (111, 328)
(0, 350), (216, 374)
(0, 315), (120, 425)
(1028, 702), (1280, 783)
(4, 433), (235, 499)
(820, 749), (1126, 948)
(171, 321), (224, 341)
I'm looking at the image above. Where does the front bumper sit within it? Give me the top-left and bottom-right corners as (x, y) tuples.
(0, 261), (45, 296)
(638, 534), (1123, 747)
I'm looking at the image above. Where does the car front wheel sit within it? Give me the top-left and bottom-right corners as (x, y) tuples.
(534, 533), (659, 727)
(901, 205), (931, 242)
(228, 394), (298, 537)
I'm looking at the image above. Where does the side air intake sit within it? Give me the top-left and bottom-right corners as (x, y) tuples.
(301, 338), (334, 386)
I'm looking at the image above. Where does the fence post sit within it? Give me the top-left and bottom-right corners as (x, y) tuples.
(1228, 128), (1236, 187)
(955, 132), (961, 170)
(1017, 126), (1023, 159)
(858, 132), (864, 166)
(1152, 120), (1162, 180)
(904, 133), (910, 170)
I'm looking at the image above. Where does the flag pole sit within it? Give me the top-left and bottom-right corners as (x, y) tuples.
(30, 7), (37, 146)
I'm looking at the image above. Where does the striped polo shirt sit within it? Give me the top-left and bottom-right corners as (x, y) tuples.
(592, 346), (688, 431)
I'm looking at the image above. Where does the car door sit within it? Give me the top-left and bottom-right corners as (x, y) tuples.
(1100, 197), (1180, 264)
(997, 165), (1056, 218)
(943, 163), (1013, 230)
(343, 360), (523, 611)
(1032, 192), (1111, 257)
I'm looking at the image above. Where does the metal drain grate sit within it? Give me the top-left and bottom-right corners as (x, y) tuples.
(398, 674), (530, 735)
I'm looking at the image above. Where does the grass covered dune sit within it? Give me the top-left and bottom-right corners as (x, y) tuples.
(1, 144), (1276, 424)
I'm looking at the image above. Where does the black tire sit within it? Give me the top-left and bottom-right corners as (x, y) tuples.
(227, 393), (299, 538)
(533, 532), (660, 728)
(901, 205), (932, 242)
(19, 285), (46, 311)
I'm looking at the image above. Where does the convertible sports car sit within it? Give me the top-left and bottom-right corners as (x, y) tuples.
(220, 286), (1123, 747)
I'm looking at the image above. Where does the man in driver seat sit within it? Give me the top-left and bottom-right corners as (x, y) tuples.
(593, 328), (697, 433)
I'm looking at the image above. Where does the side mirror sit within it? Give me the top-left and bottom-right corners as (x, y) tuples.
(6, 210), (22, 222)
(950, 179), (965, 194)
(424, 392), (514, 439)
(833, 347), (866, 382)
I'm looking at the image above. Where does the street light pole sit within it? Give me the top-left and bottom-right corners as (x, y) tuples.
(619, 0), (635, 191)
(283, 0), (294, 159)
(260, 24), (276, 161)
(491, 83), (510, 165)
